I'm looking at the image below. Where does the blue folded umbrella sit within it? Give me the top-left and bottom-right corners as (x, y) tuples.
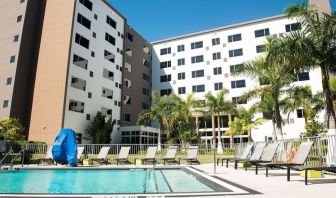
(52, 128), (78, 167)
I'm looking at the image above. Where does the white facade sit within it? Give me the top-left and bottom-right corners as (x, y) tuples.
(152, 15), (324, 142)
(63, 0), (125, 143)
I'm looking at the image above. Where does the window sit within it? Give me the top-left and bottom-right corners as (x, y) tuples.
(6, 77), (12, 85)
(232, 97), (247, 104)
(191, 41), (203, 49)
(143, 73), (149, 81)
(229, 49), (243, 57)
(94, 14), (98, 20)
(142, 88), (149, 96)
(177, 58), (185, 66)
(160, 75), (171, 82)
(285, 23), (301, 32)
(228, 34), (242, 42)
(73, 54), (88, 69)
(143, 59), (150, 67)
(177, 45), (185, 52)
(106, 16), (117, 29)
(256, 45), (265, 53)
(86, 114), (90, 120)
(297, 109), (304, 118)
(88, 92), (92, 99)
(192, 70), (204, 78)
(103, 68), (114, 81)
(91, 51), (95, 57)
(17, 15), (22, 22)
(178, 87), (186, 94)
(13, 35), (19, 42)
(297, 72), (310, 81)
(214, 82), (223, 90)
(178, 72), (185, 80)
(142, 103), (149, 110)
(3, 100), (9, 108)
(213, 67), (222, 75)
(104, 50), (115, 63)
(89, 71), (93, 77)
(105, 33), (115, 46)
(68, 99), (84, 113)
(255, 28), (270, 38)
(79, 0), (92, 11)
(160, 61), (171, 69)
(77, 13), (91, 29)
(71, 77), (86, 91)
(127, 32), (133, 42)
(160, 47), (171, 55)
(75, 33), (89, 49)
(231, 80), (246, 88)
(92, 32), (96, 38)
(213, 52), (221, 60)
(123, 114), (131, 122)
(192, 85), (205, 93)
(191, 55), (204, 63)
(160, 89), (172, 96)
(212, 38), (220, 46)
(230, 64), (244, 73)
(10, 56), (16, 63)
(102, 87), (113, 99)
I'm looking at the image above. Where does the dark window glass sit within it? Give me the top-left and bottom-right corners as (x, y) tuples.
(178, 87), (186, 94)
(160, 89), (172, 96)
(231, 80), (246, 88)
(105, 33), (115, 46)
(178, 58), (185, 66)
(213, 67), (222, 75)
(6, 77), (12, 85)
(229, 49), (243, 57)
(160, 47), (171, 55)
(228, 34), (242, 42)
(3, 100), (9, 108)
(13, 35), (19, 42)
(285, 23), (301, 32)
(77, 13), (91, 29)
(160, 75), (171, 82)
(75, 33), (89, 49)
(127, 32), (133, 42)
(177, 45), (185, 52)
(255, 28), (270, 38)
(192, 70), (204, 78)
(230, 64), (244, 73)
(192, 85), (205, 93)
(214, 82), (223, 90)
(213, 52), (221, 60)
(212, 38), (220, 45)
(17, 15), (22, 22)
(232, 97), (247, 104)
(191, 55), (204, 63)
(79, 0), (92, 11)
(10, 56), (16, 63)
(104, 50), (115, 63)
(178, 72), (185, 80)
(297, 109), (304, 118)
(191, 41), (203, 49)
(160, 61), (171, 69)
(106, 16), (117, 29)
(298, 72), (310, 81)
(68, 99), (85, 113)
(256, 45), (266, 53)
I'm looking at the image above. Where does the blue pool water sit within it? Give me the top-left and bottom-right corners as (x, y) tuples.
(0, 169), (217, 194)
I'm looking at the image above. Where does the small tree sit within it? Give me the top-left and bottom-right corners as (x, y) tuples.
(0, 118), (25, 141)
(85, 112), (115, 144)
(304, 120), (327, 137)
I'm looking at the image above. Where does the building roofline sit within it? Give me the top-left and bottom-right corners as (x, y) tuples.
(102, 0), (126, 21)
(151, 14), (288, 45)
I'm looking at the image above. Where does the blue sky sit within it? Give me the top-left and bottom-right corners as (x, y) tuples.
(108, 0), (336, 42)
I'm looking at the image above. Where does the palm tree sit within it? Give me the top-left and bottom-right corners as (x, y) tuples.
(204, 89), (236, 150)
(282, 3), (336, 131)
(233, 36), (298, 140)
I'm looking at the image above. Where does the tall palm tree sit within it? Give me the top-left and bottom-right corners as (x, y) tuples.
(233, 36), (298, 140)
(282, 3), (336, 131)
(204, 89), (236, 150)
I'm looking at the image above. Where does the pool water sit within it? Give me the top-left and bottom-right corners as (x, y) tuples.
(0, 169), (217, 194)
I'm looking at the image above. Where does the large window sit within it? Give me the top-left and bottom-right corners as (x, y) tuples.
(104, 50), (115, 63)
(160, 61), (171, 69)
(228, 34), (242, 42)
(231, 80), (246, 89)
(213, 67), (222, 75)
(191, 55), (204, 63)
(178, 72), (185, 80)
(2, 100), (9, 108)
(73, 54), (88, 69)
(255, 28), (270, 38)
(103, 68), (114, 81)
(232, 97), (247, 104)
(77, 13), (91, 29)
(178, 87), (186, 94)
(192, 70), (204, 78)
(102, 87), (113, 99)
(213, 52), (221, 60)
(192, 85), (205, 93)
(285, 23), (301, 32)
(297, 72), (310, 81)
(75, 33), (89, 49)
(177, 45), (185, 52)
(105, 33), (115, 46)
(212, 38), (220, 46)
(79, 0), (92, 11)
(229, 49), (243, 57)
(191, 41), (203, 49)
(106, 15), (117, 29)
(214, 82), (223, 90)
(230, 64), (244, 73)
(69, 99), (85, 113)
(160, 47), (171, 55)
(71, 77), (86, 91)
(160, 74), (171, 82)
(160, 89), (172, 96)
(256, 45), (265, 53)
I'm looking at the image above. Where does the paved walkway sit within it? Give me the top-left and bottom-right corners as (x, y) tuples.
(194, 163), (336, 198)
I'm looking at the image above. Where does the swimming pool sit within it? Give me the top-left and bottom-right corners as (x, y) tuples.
(0, 167), (256, 196)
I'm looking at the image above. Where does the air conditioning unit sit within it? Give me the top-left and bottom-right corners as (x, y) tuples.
(224, 73), (229, 78)
(223, 43), (227, 47)
(223, 58), (227, 62)
(206, 46), (209, 50)
(206, 61), (210, 65)
(173, 53), (176, 56)
(173, 66), (176, 70)
(207, 76), (211, 80)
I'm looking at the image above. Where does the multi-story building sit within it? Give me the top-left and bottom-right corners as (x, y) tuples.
(0, 0), (153, 144)
(152, 0), (331, 143)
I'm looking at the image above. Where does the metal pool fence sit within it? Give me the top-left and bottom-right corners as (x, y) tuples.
(1, 135), (335, 167)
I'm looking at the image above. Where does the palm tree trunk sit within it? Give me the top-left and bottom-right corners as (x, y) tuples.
(195, 116), (200, 135)
(229, 113), (234, 149)
(157, 128), (161, 151)
(272, 116), (277, 141)
(274, 97), (284, 140)
(211, 113), (216, 149)
(321, 65), (336, 133)
(217, 113), (223, 153)
(248, 130), (252, 142)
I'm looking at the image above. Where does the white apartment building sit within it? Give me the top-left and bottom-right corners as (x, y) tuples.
(152, 15), (324, 143)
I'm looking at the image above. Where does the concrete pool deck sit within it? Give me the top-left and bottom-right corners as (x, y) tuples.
(4, 163), (336, 198)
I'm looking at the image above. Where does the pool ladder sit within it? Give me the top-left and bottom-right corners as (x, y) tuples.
(0, 149), (24, 170)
